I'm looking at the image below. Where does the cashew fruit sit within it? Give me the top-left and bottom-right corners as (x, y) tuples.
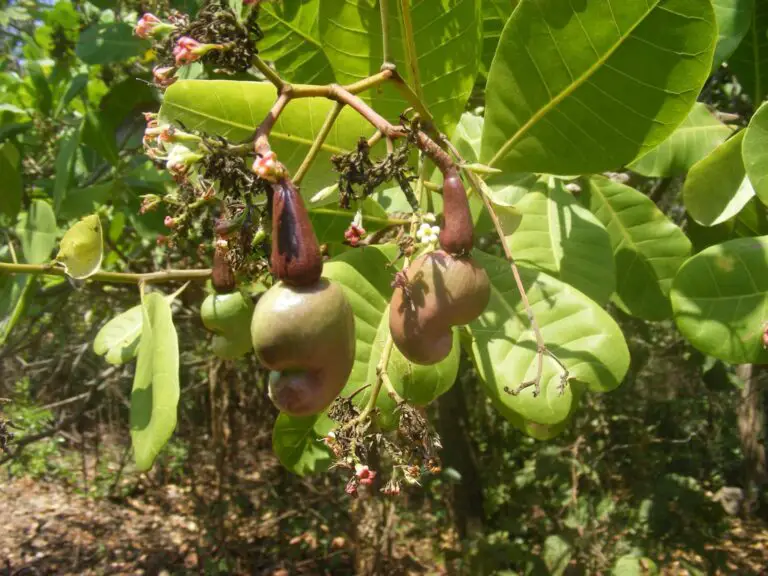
(251, 279), (355, 416)
(389, 250), (490, 365)
(439, 167), (474, 255)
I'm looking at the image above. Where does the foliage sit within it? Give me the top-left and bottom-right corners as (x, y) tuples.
(1, 0), (768, 573)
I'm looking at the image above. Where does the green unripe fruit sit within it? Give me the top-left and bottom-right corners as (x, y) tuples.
(201, 292), (255, 360)
(251, 279), (355, 417)
(389, 250), (490, 365)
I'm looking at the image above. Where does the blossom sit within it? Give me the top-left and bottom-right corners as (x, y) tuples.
(355, 464), (377, 486)
(164, 216), (176, 228)
(415, 222), (440, 245)
(251, 150), (285, 182)
(165, 144), (203, 175)
(344, 224), (366, 247)
(134, 13), (174, 39)
(173, 36), (204, 66)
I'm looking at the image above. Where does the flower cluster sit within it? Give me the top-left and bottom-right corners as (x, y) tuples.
(343, 210), (366, 247)
(142, 114), (204, 177)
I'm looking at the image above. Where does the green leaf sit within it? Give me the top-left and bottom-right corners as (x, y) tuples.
(543, 535), (573, 576)
(506, 178), (615, 306)
(582, 176), (692, 321)
(319, 0), (483, 136)
(683, 130), (755, 226)
(93, 285), (187, 365)
(26, 61), (52, 117)
(323, 245), (458, 426)
(480, 0), (518, 76)
(468, 250), (630, 426)
(389, 327), (460, 406)
(130, 292), (180, 472)
(711, 0), (755, 70)
(0, 275), (34, 346)
(612, 555), (659, 576)
(55, 73), (88, 117)
(55, 214), (103, 279)
(686, 197), (768, 253)
(259, 1), (335, 84)
(728, 1), (768, 104)
(481, 0), (717, 175)
(15, 200), (57, 264)
(742, 100), (768, 204)
(160, 80), (376, 193)
(0, 141), (22, 221)
(629, 103), (733, 177)
(82, 107), (119, 166)
(53, 124), (82, 214)
(58, 181), (116, 221)
(671, 236), (768, 364)
(272, 412), (334, 476)
(76, 23), (150, 65)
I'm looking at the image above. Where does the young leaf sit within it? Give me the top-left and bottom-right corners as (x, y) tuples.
(318, 0), (483, 136)
(93, 284), (188, 365)
(160, 80), (375, 193)
(55, 214), (103, 279)
(468, 250), (630, 426)
(272, 412), (334, 476)
(742, 100), (768, 204)
(628, 103), (733, 177)
(506, 178), (615, 306)
(15, 199), (57, 264)
(582, 176), (692, 321)
(130, 292), (180, 472)
(0, 141), (22, 221)
(671, 236), (768, 364)
(481, 0), (717, 175)
(683, 130), (755, 226)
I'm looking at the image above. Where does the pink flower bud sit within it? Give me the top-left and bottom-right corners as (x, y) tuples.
(134, 13), (162, 39)
(164, 215), (176, 228)
(173, 36), (204, 66)
(355, 464), (376, 486)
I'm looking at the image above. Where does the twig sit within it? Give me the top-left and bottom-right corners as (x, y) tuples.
(0, 262), (211, 284)
(293, 101), (345, 185)
(380, 0), (392, 67)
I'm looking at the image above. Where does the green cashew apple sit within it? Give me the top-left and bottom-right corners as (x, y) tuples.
(389, 250), (490, 365)
(251, 279), (355, 416)
(201, 291), (255, 360)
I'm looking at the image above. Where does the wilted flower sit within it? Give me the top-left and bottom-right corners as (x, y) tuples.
(345, 477), (358, 497)
(381, 479), (401, 496)
(152, 65), (177, 88)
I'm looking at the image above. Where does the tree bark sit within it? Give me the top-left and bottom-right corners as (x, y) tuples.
(735, 364), (767, 514)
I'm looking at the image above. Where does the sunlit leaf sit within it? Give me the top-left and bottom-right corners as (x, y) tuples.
(93, 284), (188, 365)
(55, 214), (103, 279)
(506, 178), (615, 306)
(582, 176), (692, 321)
(318, 0), (483, 136)
(629, 103), (733, 177)
(711, 0), (754, 70)
(130, 292), (180, 472)
(468, 250), (630, 426)
(742, 100), (768, 205)
(672, 236), (768, 364)
(481, 0), (717, 175)
(15, 199), (57, 264)
(683, 130), (754, 226)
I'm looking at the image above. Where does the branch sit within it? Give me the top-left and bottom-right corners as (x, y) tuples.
(0, 262), (211, 285)
(294, 101), (345, 185)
